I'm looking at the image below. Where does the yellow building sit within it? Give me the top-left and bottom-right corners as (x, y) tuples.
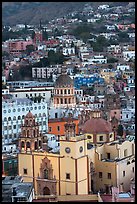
(18, 112), (92, 196)
(18, 112), (135, 196)
(94, 140), (135, 193)
(100, 69), (116, 84)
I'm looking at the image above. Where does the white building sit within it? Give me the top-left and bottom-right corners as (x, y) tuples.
(62, 47), (75, 56)
(9, 87), (52, 105)
(2, 98), (48, 153)
(107, 45), (122, 54)
(98, 4), (109, 10)
(32, 66), (62, 79)
(43, 134), (60, 153)
(121, 108), (135, 122)
(123, 51), (135, 61)
(116, 64), (130, 71)
(91, 55), (107, 64)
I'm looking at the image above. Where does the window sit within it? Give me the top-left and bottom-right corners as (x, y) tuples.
(9, 126), (12, 130)
(68, 89), (70, 94)
(126, 114), (128, 118)
(4, 126), (7, 131)
(8, 109), (11, 113)
(23, 168), (27, 175)
(44, 169), (48, 179)
(66, 173), (70, 179)
(65, 98), (67, 104)
(13, 125), (16, 129)
(132, 144), (134, 155)
(124, 149), (127, 157)
(108, 173), (111, 179)
(55, 113), (58, 118)
(8, 117), (11, 121)
(9, 134), (12, 139)
(110, 134), (113, 138)
(123, 171), (125, 177)
(64, 89), (67, 94)
(87, 135), (91, 139)
(49, 127), (52, 132)
(57, 126), (60, 131)
(99, 136), (103, 141)
(18, 116), (21, 120)
(99, 172), (102, 178)
(132, 167), (134, 173)
(107, 153), (110, 159)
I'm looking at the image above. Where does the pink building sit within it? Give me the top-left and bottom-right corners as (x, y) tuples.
(8, 39), (33, 54)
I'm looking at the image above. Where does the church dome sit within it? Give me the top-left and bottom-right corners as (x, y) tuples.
(55, 74), (74, 87)
(80, 117), (112, 134)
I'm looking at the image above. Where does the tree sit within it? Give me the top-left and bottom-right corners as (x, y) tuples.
(118, 31), (129, 43)
(117, 124), (124, 136)
(108, 64), (113, 69)
(42, 29), (48, 40)
(107, 57), (118, 63)
(25, 44), (35, 55)
(31, 31), (35, 40)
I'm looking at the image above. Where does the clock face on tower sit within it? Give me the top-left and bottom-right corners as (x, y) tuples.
(65, 147), (71, 153)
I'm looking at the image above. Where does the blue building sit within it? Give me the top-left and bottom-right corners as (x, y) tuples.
(74, 75), (104, 89)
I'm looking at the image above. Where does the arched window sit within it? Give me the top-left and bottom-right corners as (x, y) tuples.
(18, 116), (21, 120)
(44, 169), (49, 179)
(35, 141), (38, 150)
(8, 117), (11, 121)
(69, 98), (71, 104)
(65, 98), (67, 104)
(64, 89), (67, 94)
(21, 141), (25, 148)
(61, 98), (63, 104)
(39, 140), (41, 148)
(27, 130), (29, 137)
(4, 117), (7, 121)
(22, 115), (25, 119)
(13, 116), (16, 120)
(26, 142), (30, 148)
(57, 98), (59, 104)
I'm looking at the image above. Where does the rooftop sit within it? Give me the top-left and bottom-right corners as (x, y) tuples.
(12, 182), (33, 198)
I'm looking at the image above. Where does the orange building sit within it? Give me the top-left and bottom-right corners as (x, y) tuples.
(48, 118), (79, 140)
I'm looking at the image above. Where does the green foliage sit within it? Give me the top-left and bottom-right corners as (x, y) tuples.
(117, 124), (124, 136)
(25, 44), (35, 55)
(19, 65), (32, 79)
(117, 31), (129, 43)
(2, 51), (9, 57)
(53, 28), (62, 37)
(48, 50), (65, 65)
(72, 23), (94, 43)
(107, 57), (119, 63)
(92, 36), (109, 52)
(42, 29), (48, 40)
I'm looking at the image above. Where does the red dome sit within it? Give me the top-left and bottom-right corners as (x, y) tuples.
(80, 118), (112, 134)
